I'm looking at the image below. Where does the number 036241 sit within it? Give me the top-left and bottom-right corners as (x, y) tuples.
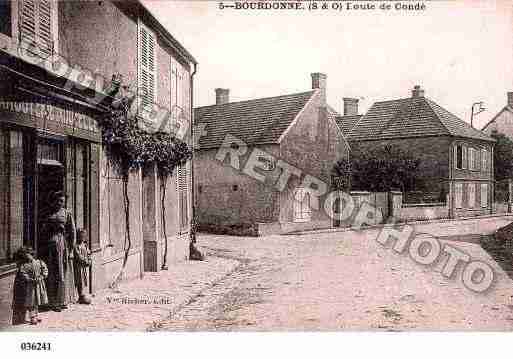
(20, 342), (52, 351)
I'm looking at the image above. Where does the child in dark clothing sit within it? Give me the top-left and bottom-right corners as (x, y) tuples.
(12, 247), (48, 325)
(74, 229), (92, 304)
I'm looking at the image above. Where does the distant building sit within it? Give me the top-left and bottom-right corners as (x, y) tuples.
(334, 97), (363, 136)
(482, 92), (513, 138)
(0, 0), (196, 326)
(348, 85), (495, 218)
(194, 73), (349, 235)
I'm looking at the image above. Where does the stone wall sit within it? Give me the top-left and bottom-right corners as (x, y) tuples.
(194, 144), (281, 231)
(399, 203), (450, 222)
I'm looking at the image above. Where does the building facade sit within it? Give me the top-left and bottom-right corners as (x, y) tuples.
(194, 73), (349, 235)
(347, 86), (495, 219)
(482, 92), (513, 138)
(0, 0), (196, 327)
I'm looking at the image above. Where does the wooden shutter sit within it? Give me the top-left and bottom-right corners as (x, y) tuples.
(138, 22), (157, 113)
(481, 183), (488, 208)
(65, 139), (76, 217)
(19, 0), (53, 57)
(454, 183), (463, 209)
(0, 130), (8, 263)
(9, 131), (24, 254)
(178, 163), (189, 232)
(38, 1), (53, 56)
(481, 149), (488, 172)
(462, 145), (467, 169)
(468, 183), (475, 208)
(89, 143), (100, 250)
(19, 0), (37, 45)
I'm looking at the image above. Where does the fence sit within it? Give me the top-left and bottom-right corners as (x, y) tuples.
(333, 190), (449, 227)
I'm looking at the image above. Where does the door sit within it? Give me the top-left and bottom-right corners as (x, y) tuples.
(36, 134), (65, 263)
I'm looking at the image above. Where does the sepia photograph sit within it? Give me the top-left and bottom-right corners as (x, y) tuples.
(0, 0), (512, 356)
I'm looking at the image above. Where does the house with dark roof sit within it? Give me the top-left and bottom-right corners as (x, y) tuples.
(194, 73), (349, 235)
(482, 92), (513, 139)
(348, 85), (495, 218)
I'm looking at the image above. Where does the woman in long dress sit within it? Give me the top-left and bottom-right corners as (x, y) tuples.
(43, 191), (77, 311)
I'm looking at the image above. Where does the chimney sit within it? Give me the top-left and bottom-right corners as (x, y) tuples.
(311, 73), (327, 105)
(215, 88), (230, 105)
(508, 92), (513, 107)
(411, 85), (425, 98)
(343, 98), (359, 116)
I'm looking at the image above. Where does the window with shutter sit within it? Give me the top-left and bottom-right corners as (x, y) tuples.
(480, 183), (488, 208)
(138, 22), (157, 115)
(467, 183), (475, 208)
(18, 0), (54, 57)
(455, 145), (462, 169)
(481, 149), (488, 172)
(454, 183), (463, 209)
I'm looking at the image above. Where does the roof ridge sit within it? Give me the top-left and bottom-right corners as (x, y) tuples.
(421, 97), (452, 136)
(425, 97), (491, 139)
(195, 90), (316, 110)
(382, 99), (418, 136)
(481, 105), (512, 131)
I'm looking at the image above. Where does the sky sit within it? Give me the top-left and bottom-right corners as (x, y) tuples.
(142, 0), (513, 129)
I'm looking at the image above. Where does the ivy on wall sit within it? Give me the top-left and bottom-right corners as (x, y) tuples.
(98, 95), (192, 287)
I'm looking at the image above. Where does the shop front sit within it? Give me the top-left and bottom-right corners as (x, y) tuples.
(0, 77), (102, 327)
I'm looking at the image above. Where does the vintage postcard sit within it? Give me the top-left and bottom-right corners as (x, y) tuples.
(0, 0), (512, 356)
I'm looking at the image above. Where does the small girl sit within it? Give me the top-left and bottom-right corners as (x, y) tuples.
(12, 247), (49, 325)
(74, 229), (92, 304)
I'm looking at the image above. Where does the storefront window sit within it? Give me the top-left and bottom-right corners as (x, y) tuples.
(0, 128), (28, 266)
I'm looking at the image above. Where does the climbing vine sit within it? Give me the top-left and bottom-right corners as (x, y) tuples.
(98, 96), (192, 287)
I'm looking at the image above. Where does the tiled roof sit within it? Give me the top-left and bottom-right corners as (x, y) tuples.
(335, 115), (362, 136)
(194, 90), (316, 149)
(348, 96), (494, 142)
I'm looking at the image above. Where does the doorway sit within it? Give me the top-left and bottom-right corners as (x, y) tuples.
(36, 135), (65, 261)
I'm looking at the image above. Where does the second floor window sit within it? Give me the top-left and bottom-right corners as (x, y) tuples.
(455, 145), (463, 169)
(0, 1), (12, 37)
(138, 22), (157, 115)
(19, 0), (54, 57)
(468, 147), (475, 170)
(481, 149), (489, 172)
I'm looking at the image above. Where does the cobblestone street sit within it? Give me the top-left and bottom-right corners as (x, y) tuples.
(158, 226), (513, 331)
(8, 217), (513, 331)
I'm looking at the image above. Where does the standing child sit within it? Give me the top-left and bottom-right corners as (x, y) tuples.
(12, 247), (48, 325)
(74, 229), (92, 304)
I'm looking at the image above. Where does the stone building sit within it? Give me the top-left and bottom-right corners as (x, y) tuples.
(482, 92), (513, 138)
(0, 0), (196, 327)
(194, 73), (350, 235)
(347, 85), (495, 218)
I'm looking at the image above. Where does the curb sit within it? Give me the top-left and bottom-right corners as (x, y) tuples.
(286, 213), (513, 237)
